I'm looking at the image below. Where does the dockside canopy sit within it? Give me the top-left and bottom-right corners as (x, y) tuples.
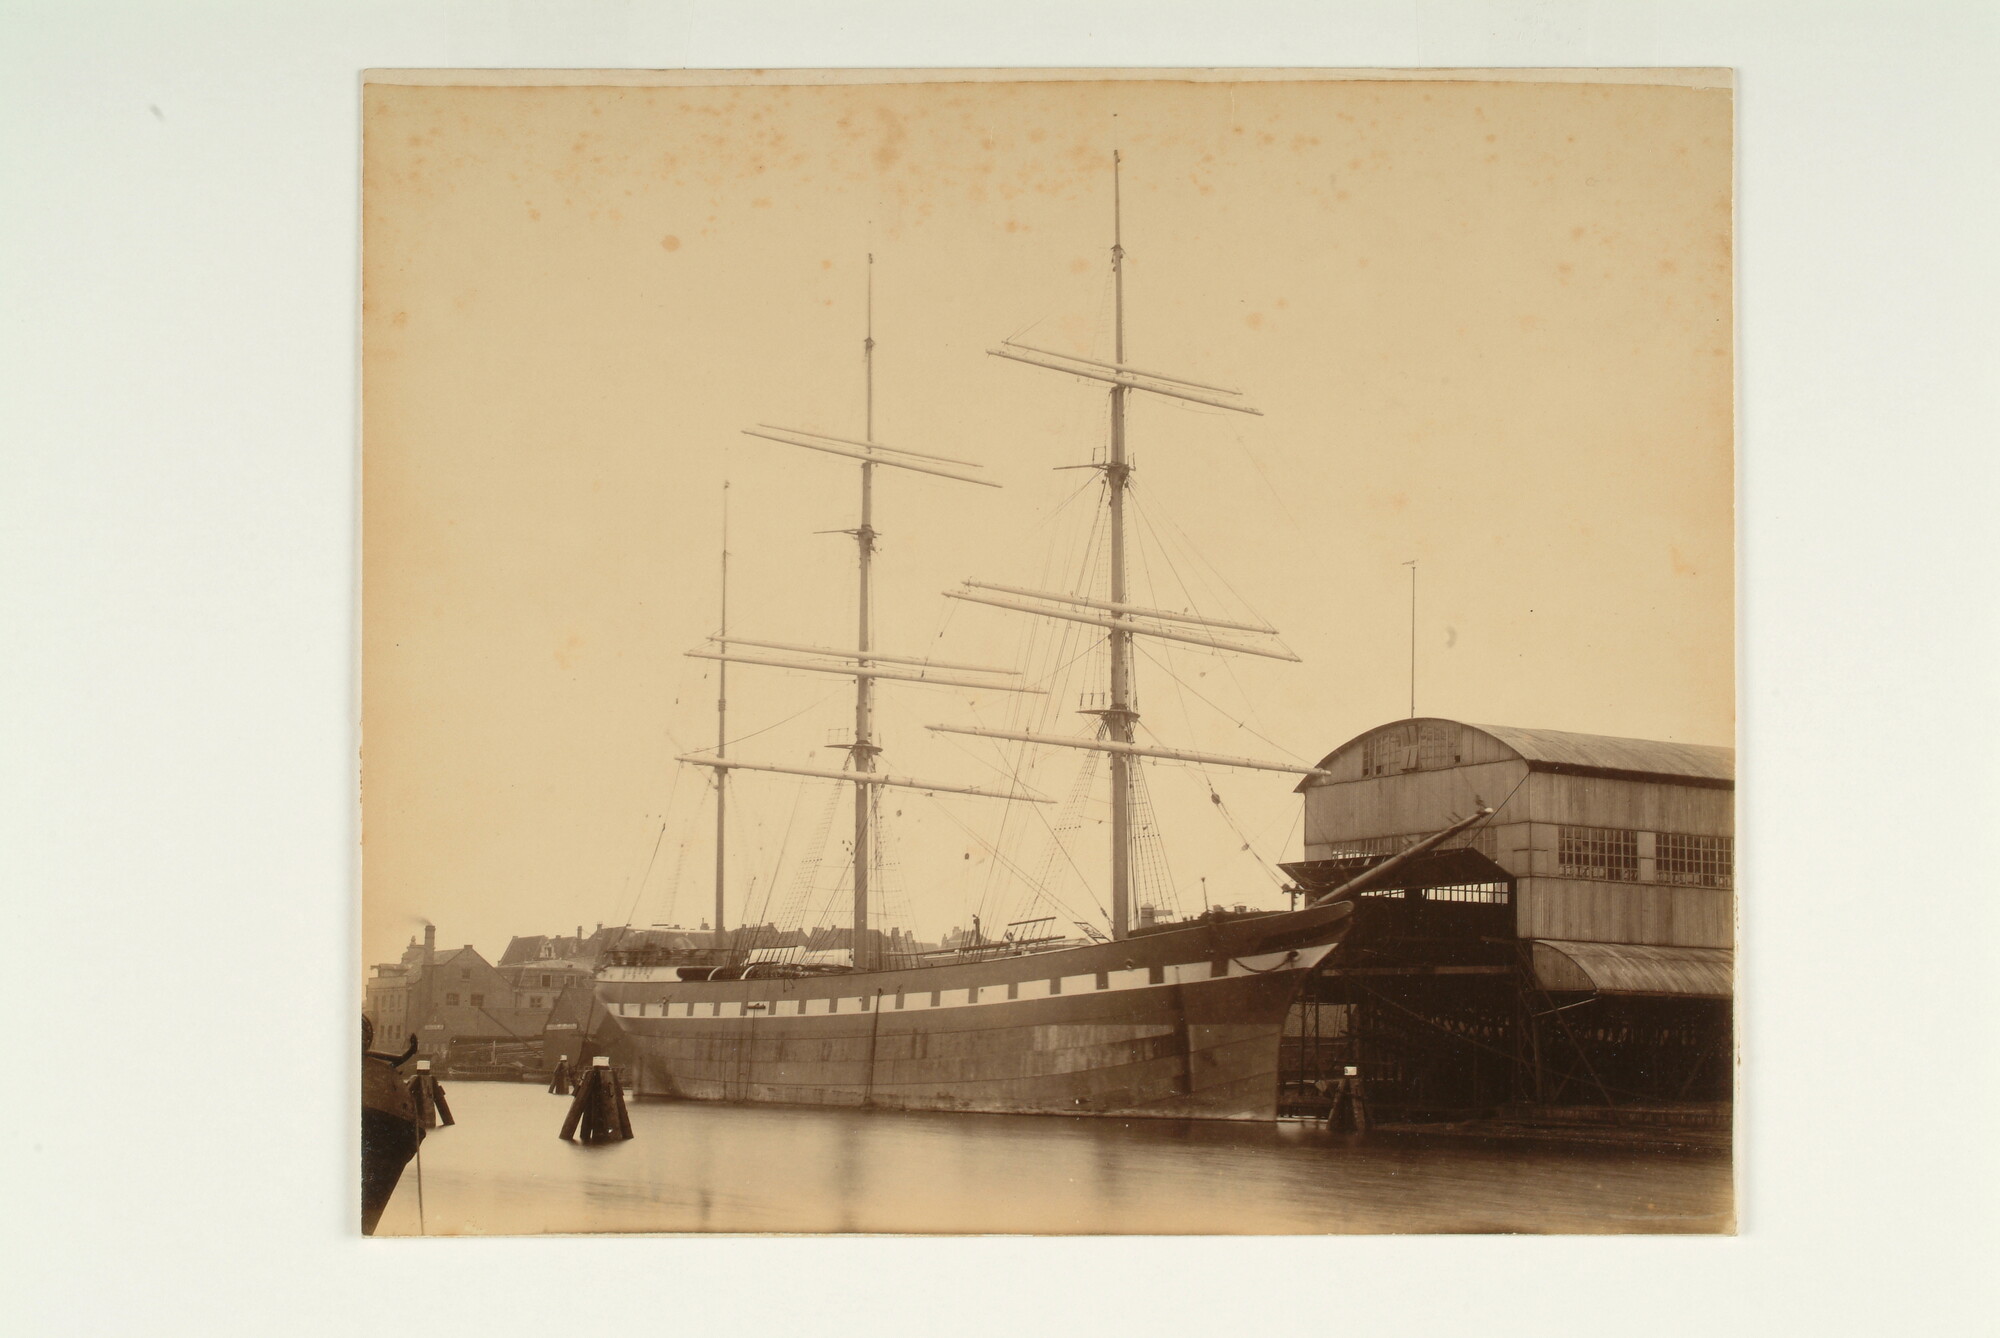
(1530, 939), (1733, 998)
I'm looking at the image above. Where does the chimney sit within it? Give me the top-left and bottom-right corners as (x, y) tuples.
(423, 924), (435, 967)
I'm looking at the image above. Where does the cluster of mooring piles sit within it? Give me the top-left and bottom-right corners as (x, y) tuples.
(547, 1054), (574, 1095)
(410, 1059), (454, 1128)
(557, 1056), (633, 1144)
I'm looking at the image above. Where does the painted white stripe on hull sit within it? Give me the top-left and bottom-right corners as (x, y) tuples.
(599, 943), (1334, 1023)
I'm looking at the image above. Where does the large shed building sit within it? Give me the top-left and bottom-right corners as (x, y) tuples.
(1280, 718), (1735, 1132)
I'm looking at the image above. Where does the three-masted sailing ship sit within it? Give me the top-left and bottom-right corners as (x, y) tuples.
(595, 156), (1483, 1120)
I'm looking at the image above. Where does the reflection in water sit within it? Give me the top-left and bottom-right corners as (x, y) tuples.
(375, 1082), (1731, 1237)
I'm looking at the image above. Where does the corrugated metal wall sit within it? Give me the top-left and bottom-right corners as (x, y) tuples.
(1300, 720), (1736, 950)
(1516, 877), (1733, 948)
(1522, 771), (1733, 833)
(1302, 759), (1527, 854)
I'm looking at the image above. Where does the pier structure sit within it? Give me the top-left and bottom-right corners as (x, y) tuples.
(1280, 718), (1733, 1141)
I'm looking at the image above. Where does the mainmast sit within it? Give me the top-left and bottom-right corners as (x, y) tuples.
(1104, 152), (1136, 940)
(714, 482), (730, 936)
(962, 152), (1323, 941)
(852, 256), (880, 969)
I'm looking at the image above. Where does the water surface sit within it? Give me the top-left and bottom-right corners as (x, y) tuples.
(375, 1081), (1730, 1236)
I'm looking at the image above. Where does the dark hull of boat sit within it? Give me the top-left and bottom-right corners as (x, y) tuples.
(594, 899), (1351, 1121)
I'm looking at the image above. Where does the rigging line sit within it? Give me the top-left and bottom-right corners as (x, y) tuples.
(1129, 481), (1297, 657)
(1470, 768), (1532, 840)
(1272, 804), (1304, 865)
(716, 688), (839, 752)
(1128, 485), (1302, 749)
(1135, 643), (1308, 763)
(944, 719), (1108, 929)
(612, 730), (693, 929)
(772, 781), (843, 954)
(949, 703), (1082, 930)
(923, 793), (1098, 931)
(755, 778), (810, 924)
(655, 787), (709, 930)
(937, 728), (1104, 904)
(624, 817), (673, 933)
(1236, 432), (1300, 529)
(1004, 729), (1104, 932)
(1021, 632), (1112, 697)
(1137, 481), (1275, 640)
(973, 497), (1106, 918)
(1130, 717), (1288, 890)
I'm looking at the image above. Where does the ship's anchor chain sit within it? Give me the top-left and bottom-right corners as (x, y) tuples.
(1228, 949), (1301, 975)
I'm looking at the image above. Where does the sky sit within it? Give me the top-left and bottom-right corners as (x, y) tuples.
(361, 71), (1733, 969)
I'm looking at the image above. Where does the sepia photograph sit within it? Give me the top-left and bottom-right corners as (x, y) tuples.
(358, 68), (1735, 1236)
(11, 0), (1998, 1330)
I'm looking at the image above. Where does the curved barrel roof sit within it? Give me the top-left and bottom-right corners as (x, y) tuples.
(1468, 722), (1734, 783)
(1301, 718), (1734, 789)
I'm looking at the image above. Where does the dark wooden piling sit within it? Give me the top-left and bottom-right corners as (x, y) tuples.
(411, 1064), (455, 1129)
(558, 1058), (633, 1144)
(548, 1056), (574, 1095)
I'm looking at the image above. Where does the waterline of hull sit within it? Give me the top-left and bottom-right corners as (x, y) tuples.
(596, 904), (1352, 1120)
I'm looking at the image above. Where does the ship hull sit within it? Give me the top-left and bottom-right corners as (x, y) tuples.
(595, 900), (1351, 1121)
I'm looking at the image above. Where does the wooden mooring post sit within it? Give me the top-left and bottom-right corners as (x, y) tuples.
(410, 1059), (455, 1129)
(558, 1056), (634, 1144)
(548, 1055), (574, 1096)
(1325, 1065), (1369, 1133)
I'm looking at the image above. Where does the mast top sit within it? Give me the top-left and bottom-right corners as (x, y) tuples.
(1112, 150), (1122, 252)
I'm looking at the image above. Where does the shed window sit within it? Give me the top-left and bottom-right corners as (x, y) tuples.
(445, 993), (459, 1006)
(1361, 725), (1416, 777)
(1559, 826), (1639, 881)
(1658, 833), (1733, 889)
(469, 994), (483, 1008)
(1362, 722), (1459, 775)
(1417, 721), (1461, 770)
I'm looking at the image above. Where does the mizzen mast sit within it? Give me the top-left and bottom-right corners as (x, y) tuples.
(714, 481), (730, 936)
